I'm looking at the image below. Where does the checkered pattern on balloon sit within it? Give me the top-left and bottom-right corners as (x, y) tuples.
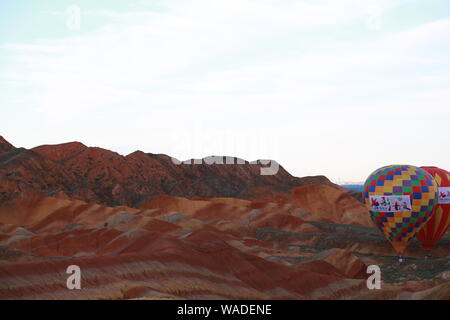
(363, 165), (438, 254)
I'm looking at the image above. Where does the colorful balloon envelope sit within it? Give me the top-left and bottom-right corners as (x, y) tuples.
(363, 165), (438, 255)
(416, 166), (450, 251)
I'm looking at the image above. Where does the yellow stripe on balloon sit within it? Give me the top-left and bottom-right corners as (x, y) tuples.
(433, 207), (443, 236)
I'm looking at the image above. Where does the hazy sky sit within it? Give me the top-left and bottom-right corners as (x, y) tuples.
(1, 0), (449, 182)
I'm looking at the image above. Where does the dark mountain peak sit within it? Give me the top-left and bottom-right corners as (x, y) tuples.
(126, 150), (146, 157)
(0, 135), (14, 153)
(32, 141), (87, 162)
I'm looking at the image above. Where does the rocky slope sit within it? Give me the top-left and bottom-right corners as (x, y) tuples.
(0, 195), (448, 299)
(0, 136), (13, 153)
(1, 136), (332, 208)
(0, 136), (448, 300)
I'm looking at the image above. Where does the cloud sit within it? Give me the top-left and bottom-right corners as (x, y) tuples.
(1, 0), (449, 181)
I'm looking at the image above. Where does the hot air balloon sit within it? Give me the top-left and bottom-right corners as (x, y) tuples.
(416, 166), (450, 257)
(363, 165), (438, 261)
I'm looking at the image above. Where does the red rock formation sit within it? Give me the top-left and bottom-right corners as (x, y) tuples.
(0, 145), (78, 205)
(0, 137), (448, 300)
(32, 142), (87, 162)
(0, 136), (13, 153)
(0, 194), (448, 300)
(290, 184), (372, 226)
(1, 137), (338, 207)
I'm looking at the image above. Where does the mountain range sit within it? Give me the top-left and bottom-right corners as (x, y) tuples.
(0, 136), (332, 208)
(0, 135), (448, 300)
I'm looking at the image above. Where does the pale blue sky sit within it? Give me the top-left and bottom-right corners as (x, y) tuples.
(1, 0), (449, 182)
